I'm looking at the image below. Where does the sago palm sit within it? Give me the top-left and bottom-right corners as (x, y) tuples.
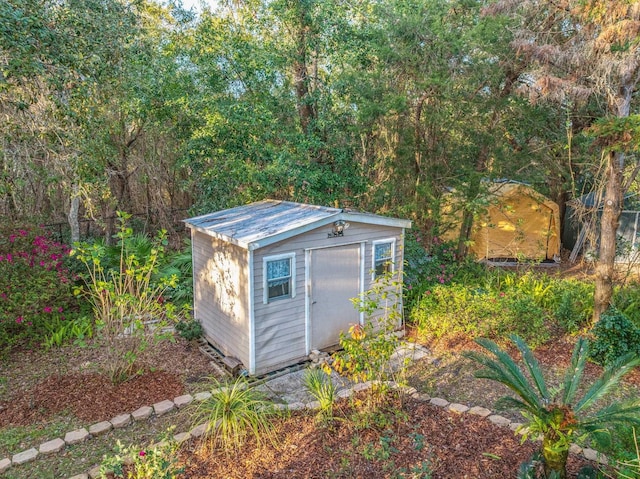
(464, 335), (640, 479)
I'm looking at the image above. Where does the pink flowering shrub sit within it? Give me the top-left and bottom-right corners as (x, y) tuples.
(0, 224), (81, 350)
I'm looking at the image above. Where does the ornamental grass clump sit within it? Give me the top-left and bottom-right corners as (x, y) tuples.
(465, 335), (640, 479)
(191, 377), (279, 454)
(303, 367), (337, 424)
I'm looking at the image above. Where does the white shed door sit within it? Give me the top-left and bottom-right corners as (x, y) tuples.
(310, 244), (361, 350)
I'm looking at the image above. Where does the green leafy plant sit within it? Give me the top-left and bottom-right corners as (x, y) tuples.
(403, 233), (485, 313)
(614, 283), (640, 326)
(551, 281), (594, 333)
(410, 270), (600, 347)
(190, 377), (279, 453)
(99, 431), (183, 479)
(43, 315), (94, 349)
(175, 318), (203, 342)
(407, 460), (433, 479)
(412, 283), (549, 347)
(303, 367), (337, 424)
(158, 238), (194, 309)
(609, 427), (640, 479)
(589, 308), (640, 366)
(332, 268), (405, 388)
(465, 335), (640, 479)
(72, 212), (178, 383)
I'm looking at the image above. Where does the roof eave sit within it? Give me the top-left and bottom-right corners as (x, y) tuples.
(185, 223), (251, 250)
(341, 212), (412, 229)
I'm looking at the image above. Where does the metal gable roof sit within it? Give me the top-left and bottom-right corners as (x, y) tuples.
(184, 200), (411, 250)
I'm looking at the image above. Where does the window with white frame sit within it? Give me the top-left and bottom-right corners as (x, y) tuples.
(263, 253), (296, 303)
(372, 239), (395, 279)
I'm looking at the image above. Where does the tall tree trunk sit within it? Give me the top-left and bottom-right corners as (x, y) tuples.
(457, 168), (484, 259)
(68, 182), (80, 243)
(292, 4), (315, 137)
(412, 92), (432, 233)
(593, 84), (634, 321)
(294, 58), (313, 135)
(594, 150), (624, 321)
(456, 69), (519, 259)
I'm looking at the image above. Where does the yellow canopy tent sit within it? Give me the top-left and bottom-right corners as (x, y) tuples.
(443, 182), (561, 261)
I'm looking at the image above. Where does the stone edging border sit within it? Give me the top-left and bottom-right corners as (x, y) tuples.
(0, 381), (609, 479)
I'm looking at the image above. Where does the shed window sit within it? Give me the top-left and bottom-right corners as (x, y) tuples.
(263, 253), (296, 303)
(372, 239), (395, 279)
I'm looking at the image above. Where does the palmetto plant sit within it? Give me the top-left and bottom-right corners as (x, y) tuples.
(465, 335), (640, 479)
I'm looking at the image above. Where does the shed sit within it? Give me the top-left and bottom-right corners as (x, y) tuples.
(563, 192), (640, 263)
(184, 200), (411, 376)
(442, 181), (561, 261)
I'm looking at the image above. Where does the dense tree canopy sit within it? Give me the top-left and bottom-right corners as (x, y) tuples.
(1, 0), (639, 316)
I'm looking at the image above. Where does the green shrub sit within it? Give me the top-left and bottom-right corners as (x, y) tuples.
(72, 212), (179, 384)
(613, 283), (640, 327)
(100, 432), (183, 479)
(409, 266), (600, 346)
(332, 269), (404, 385)
(0, 224), (82, 351)
(402, 231), (434, 311)
(158, 238), (193, 310)
(500, 272), (553, 309)
(589, 308), (640, 366)
(43, 315), (94, 349)
(551, 280), (594, 333)
(411, 283), (550, 347)
(598, 424), (640, 477)
(403, 232), (486, 312)
(175, 318), (203, 341)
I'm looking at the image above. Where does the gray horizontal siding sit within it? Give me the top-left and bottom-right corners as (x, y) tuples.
(191, 230), (250, 367)
(252, 222), (406, 373)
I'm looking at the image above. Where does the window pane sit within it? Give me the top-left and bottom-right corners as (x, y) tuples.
(375, 259), (391, 276)
(374, 242), (393, 278)
(266, 257), (292, 300)
(267, 258), (290, 280)
(268, 278), (290, 299)
(375, 243), (392, 261)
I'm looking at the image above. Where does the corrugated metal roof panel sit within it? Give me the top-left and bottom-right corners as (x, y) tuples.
(184, 200), (412, 250)
(184, 200), (341, 249)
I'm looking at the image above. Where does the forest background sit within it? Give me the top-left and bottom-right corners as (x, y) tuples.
(2, 0), (639, 319)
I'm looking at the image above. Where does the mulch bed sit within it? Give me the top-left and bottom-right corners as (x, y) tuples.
(0, 370), (184, 427)
(0, 337), (215, 428)
(177, 396), (595, 479)
(0, 334), (618, 478)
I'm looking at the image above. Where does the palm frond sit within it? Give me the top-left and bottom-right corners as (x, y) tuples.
(575, 353), (640, 413)
(511, 334), (550, 402)
(495, 396), (539, 416)
(580, 401), (640, 429)
(561, 338), (589, 406)
(465, 338), (543, 411)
